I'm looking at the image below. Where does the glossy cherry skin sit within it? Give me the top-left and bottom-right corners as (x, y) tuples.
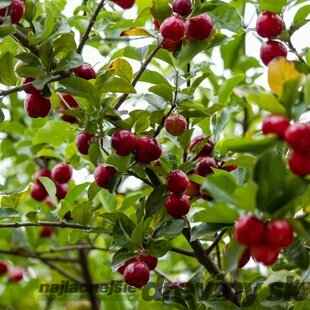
(39, 226), (53, 238)
(262, 115), (290, 137)
(166, 170), (189, 194)
(113, 0), (135, 9)
(23, 77), (41, 95)
(56, 183), (69, 200)
(190, 135), (214, 158)
(0, 261), (8, 275)
(76, 131), (96, 155)
(220, 161), (237, 172)
(260, 40), (287, 66)
(72, 64), (96, 80)
(160, 16), (186, 42)
(111, 130), (137, 156)
(284, 122), (310, 155)
(24, 94), (51, 118)
(160, 35), (182, 52)
(165, 193), (190, 218)
(153, 19), (160, 29)
(194, 157), (218, 177)
(288, 150), (310, 177)
(185, 181), (200, 197)
(117, 258), (137, 274)
(0, 0), (25, 24)
(140, 255), (158, 270)
(256, 12), (285, 38)
(34, 168), (52, 185)
(124, 261), (150, 288)
(250, 244), (280, 266)
(31, 182), (48, 201)
(187, 14), (213, 41)
(9, 267), (24, 282)
(94, 165), (117, 189)
(235, 215), (266, 246)
(266, 219), (293, 248)
(172, 0), (192, 16)
(238, 248), (251, 268)
(164, 114), (187, 136)
(135, 136), (162, 163)
(51, 163), (73, 184)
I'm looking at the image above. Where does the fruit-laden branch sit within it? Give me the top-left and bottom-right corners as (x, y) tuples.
(78, 249), (100, 310)
(77, 0), (106, 54)
(0, 221), (96, 230)
(114, 38), (165, 110)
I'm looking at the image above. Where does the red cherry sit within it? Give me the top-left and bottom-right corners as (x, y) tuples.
(166, 170), (189, 194)
(235, 215), (266, 246)
(266, 219), (293, 248)
(94, 165), (117, 189)
(34, 168), (52, 184)
(111, 130), (137, 156)
(135, 136), (162, 163)
(113, 0), (135, 9)
(124, 261), (150, 288)
(24, 94), (51, 118)
(59, 93), (80, 123)
(9, 267), (24, 282)
(31, 182), (48, 201)
(284, 122), (310, 155)
(6, 0), (25, 24)
(164, 114), (187, 136)
(190, 135), (214, 158)
(260, 40), (287, 66)
(160, 16), (186, 42)
(56, 183), (69, 200)
(288, 150), (310, 177)
(199, 186), (213, 201)
(153, 19), (160, 29)
(23, 77), (41, 95)
(51, 163), (73, 184)
(238, 248), (251, 268)
(172, 0), (192, 17)
(0, 261), (8, 275)
(117, 258), (137, 274)
(194, 157), (218, 177)
(250, 244), (280, 266)
(60, 93), (79, 108)
(187, 14), (213, 41)
(184, 181), (200, 197)
(220, 161), (237, 172)
(160, 35), (182, 52)
(39, 226), (53, 238)
(72, 64), (96, 80)
(76, 131), (96, 155)
(262, 115), (290, 137)
(165, 193), (190, 218)
(256, 12), (285, 38)
(140, 255), (158, 270)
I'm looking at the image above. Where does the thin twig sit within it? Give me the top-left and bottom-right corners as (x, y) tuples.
(0, 221), (96, 230)
(154, 269), (174, 283)
(170, 247), (195, 258)
(205, 229), (227, 256)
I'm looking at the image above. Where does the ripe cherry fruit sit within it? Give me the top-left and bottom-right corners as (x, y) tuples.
(31, 182), (48, 201)
(160, 16), (186, 42)
(24, 94), (51, 118)
(124, 261), (150, 288)
(284, 122), (310, 155)
(185, 181), (200, 197)
(9, 267), (24, 282)
(72, 64), (96, 80)
(0, 261), (8, 275)
(266, 219), (293, 248)
(56, 183), (69, 200)
(0, 0), (25, 24)
(153, 19), (160, 29)
(113, 0), (135, 9)
(166, 169), (189, 194)
(194, 157), (217, 177)
(190, 135), (214, 158)
(94, 165), (117, 189)
(262, 115), (290, 137)
(23, 77), (42, 95)
(160, 35), (182, 52)
(165, 193), (190, 218)
(256, 12), (285, 38)
(235, 215), (266, 246)
(164, 114), (187, 136)
(187, 14), (213, 41)
(250, 244), (280, 266)
(51, 163), (73, 184)
(288, 150), (310, 177)
(172, 0), (192, 17)
(111, 130), (137, 156)
(34, 168), (51, 184)
(117, 258), (137, 275)
(76, 131), (96, 155)
(135, 136), (162, 163)
(260, 40), (287, 66)
(140, 255), (158, 270)
(39, 226), (53, 238)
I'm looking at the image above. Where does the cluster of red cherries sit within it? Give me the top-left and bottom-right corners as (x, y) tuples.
(256, 11), (287, 65)
(0, 261), (24, 283)
(155, 0), (214, 52)
(117, 254), (158, 288)
(235, 215), (293, 266)
(262, 115), (310, 177)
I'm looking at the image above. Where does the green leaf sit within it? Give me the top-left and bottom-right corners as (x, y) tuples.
(71, 202), (92, 226)
(55, 51), (83, 71)
(121, 192), (143, 210)
(191, 223), (230, 241)
(234, 181), (257, 211)
(259, 0), (287, 13)
(38, 2), (56, 41)
(106, 153), (132, 173)
(304, 75), (310, 105)
(293, 5), (310, 27)
(96, 76), (136, 94)
(33, 121), (74, 147)
(39, 177), (57, 205)
(107, 58), (133, 83)
(148, 239), (172, 257)
(0, 52), (16, 85)
(111, 250), (137, 272)
(218, 74), (244, 103)
(39, 39), (54, 71)
(64, 182), (90, 203)
(145, 184), (167, 218)
(150, 0), (172, 23)
(223, 239), (245, 272)
(286, 237), (309, 270)
(0, 207), (19, 219)
(131, 219), (144, 248)
(140, 69), (171, 86)
(149, 84), (173, 102)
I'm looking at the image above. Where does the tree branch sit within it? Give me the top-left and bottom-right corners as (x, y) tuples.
(37, 244), (111, 254)
(0, 221), (96, 230)
(205, 229), (227, 256)
(170, 247), (195, 258)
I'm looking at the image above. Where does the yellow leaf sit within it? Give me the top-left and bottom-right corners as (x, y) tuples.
(120, 27), (153, 37)
(107, 58), (133, 83)
(268, 57), (301, 96)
